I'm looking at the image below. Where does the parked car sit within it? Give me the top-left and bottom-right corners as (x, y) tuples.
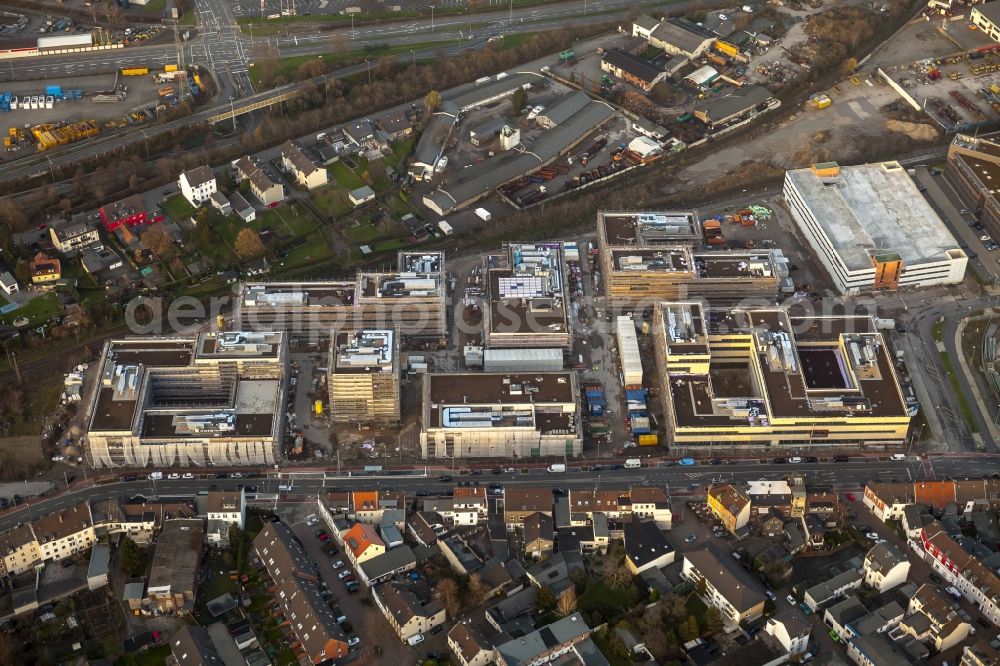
(865, 532), (879, 540)
(306, 515), (319, 526)
(437, 475), (452, 482)
(678, 458), (696, 466)
(167, 473), (180, 479)
(786, 595), (797, 605)
(332, 560), (345, 570)
(828, 630), (840, 642)
(929, 572), (942, 584)
(182, 472), (194, 479)
(338, 570), (353, 580)
(684, 534), (697, 543)
(430, 624), (444, 635)
(347, 636), (360, 647)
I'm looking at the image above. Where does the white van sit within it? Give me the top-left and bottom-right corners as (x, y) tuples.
(407, 633), (425, 646)
(789, 457), (802, 464)
(624, 458), (641, 469)
(547, 464), (566, 473)
(890, 454), (906, 461)
(148, 472), (163, 480)
(278, 483), (292, 492)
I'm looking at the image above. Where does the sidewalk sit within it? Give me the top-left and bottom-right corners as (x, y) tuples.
(955, 314), (1000, 449)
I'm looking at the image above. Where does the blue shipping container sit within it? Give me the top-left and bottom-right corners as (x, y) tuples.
(45, 85), (62, 96)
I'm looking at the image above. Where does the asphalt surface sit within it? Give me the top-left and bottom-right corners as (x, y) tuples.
(4, 454), (997, 534)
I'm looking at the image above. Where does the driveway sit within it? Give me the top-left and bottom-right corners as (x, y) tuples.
(287, 514), (413, 664)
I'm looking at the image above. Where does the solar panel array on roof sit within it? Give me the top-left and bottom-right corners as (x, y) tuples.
(540, 627), (558, 648)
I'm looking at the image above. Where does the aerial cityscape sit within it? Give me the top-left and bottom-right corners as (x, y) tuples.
(3, 0), (1000, 665)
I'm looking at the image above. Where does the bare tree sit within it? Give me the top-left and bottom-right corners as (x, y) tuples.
(556, 587), (577, 616)
(436, 578), (461, 617)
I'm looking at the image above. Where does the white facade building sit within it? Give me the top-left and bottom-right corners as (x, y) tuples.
(783, 162), (967, 294)
(178, 166), (218, 207)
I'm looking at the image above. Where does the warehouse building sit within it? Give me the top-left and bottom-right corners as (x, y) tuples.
(421, 372), (581, 459)
(85, 332), (288, 468)
(783, 162), (967, 294)
(484, 242), (570, 349)
(482, 348), (564, 372)
(971, 1), (1000, 42)
(945, 133), (1000, 232)
(423, 91), (614, 214)
(596, 210), (785, 306)
(692, 85), (777, 128)
(236, 251), (447, 337)
(410, 73), (541, 181)
(651, 301), (912, 448)
(147, 519), (204, 614)
(327, 329), (400, 425)
(648, 18), (716, 59)
(616, 316), (643, 385)
(600, 49), (667, 92)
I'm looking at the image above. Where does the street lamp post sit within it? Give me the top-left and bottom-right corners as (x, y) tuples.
(431, 4), (435, 32)
(364, 58), (372, 85)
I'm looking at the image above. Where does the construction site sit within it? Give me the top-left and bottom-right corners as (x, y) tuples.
(0, 65), (210, 155)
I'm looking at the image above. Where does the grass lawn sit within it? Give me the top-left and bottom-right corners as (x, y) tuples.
(591, 629), (631, 666)
(578, 580), (632, 618)
(280, 232), (333, 270)
(372, 238), (406, 253)
(162, 194), (196, 221)
(136, 644), (171, 666)
(247, 39), (454, 86)
(311, 183), (354, 221)
(939, 350), (979, 434)
(386, 192), (417, 219)
(329, 161), (364, 190)
(255, 202), (317, 236)
(389, 136), (415, 168)
(356, 156), (393, 194)
(0, 292), (62, 327)
(345, 221), (382, 244)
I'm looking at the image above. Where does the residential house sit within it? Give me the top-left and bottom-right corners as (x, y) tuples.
(824, 595), (868, 642)
(29, 252), (61, 285)
(707, 483), (751, 536)
(448, 622), (492, 666)
(834, 597), (905, 643)
(229, 192), (255, 223)
(681, 548), (767, 626)
(898, 584), (971, 652)
(902, 503), (932, 538)
(170, 625), (223, 666)
(408, 511), (443, 547)
(281, 140), (328, 190)
(523, 512), (554, 559)
(418, 498), (479, 526)
(494, 613), (591, 666)
(504, 488), (552, 529)
(252, 522), (349, 663)
(234, 156), (285, 207)
(343, 523), (386, 566)
(805, 514), (826, 549)
(629, 487), (673, 529)
(803, 568), (863, 611)
(373, 582), (446, 642)
(178, 166), (218, 207)
(623, 520), (675, 574)
(209, 191), (231, 216)
(647, 18), (716, 58)
(764, 610), (811, 656)
(527, 551), (584, 597)
(859, 479), (1000, 520)
(99, 193), (161, 232)
(862, 543), (910, 592)
(197, 489), (245, 547)
(358, 545), (417, 587)
(486, 586), (537, 633)
(761, 511), (785, 538)
(348, 185), (376, 206)
(50, 222), (100, 255)
(343, 119), (375, 149)
(847, 631), (927, 666)
(147, 519), (204, 614)
(351, 490), (406, 525)
(961, 641), (1000, 666)
(0, 272), (17, 296)
(557, 517), (610, 555)
(631, 14), (661, 40)
(378, 110), (415, 141)
(32, 501), (96, 563)
(439, 534), (484, 576)
(80, 247), (123, 278)
(453, 487), (489, 520)
(920, 521), (1000, 626)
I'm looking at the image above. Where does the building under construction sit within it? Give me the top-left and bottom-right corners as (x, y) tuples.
(84, 332), (288, 468)
(236, 251), (447, 339)
(327, 329), (400, 426)
(595, 210), (786, 308)
(483, 242), (570, 349)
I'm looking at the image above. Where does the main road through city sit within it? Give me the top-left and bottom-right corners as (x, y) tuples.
(2, 455), (995, 533)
